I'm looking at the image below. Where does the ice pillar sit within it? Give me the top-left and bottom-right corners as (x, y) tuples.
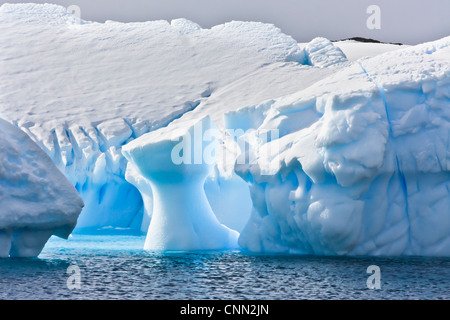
(123, 116), (239, 251)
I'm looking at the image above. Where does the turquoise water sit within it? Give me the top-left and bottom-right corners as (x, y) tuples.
(0, 235), (448, 300)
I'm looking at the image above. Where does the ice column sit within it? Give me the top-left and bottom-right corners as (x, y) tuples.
(123, 116), (239, 251)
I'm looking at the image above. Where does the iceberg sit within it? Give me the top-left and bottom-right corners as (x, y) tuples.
(124, 36), (450, 256)
(2, 3), (449, 257)
(0, 119), (83, 257)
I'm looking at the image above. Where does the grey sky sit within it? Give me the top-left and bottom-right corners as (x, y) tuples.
(2, 0), (449, 44)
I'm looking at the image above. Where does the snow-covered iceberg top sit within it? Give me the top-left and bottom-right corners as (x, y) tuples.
(0, 119), (83, 257)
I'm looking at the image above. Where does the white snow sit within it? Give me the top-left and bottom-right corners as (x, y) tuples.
(1, 3), (449, 256)
(0, 118), (83, 257)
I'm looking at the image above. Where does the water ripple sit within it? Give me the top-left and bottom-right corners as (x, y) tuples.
(0, 235), (448, 300)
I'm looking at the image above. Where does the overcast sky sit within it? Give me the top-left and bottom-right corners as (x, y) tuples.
(2, 0), (450, 44)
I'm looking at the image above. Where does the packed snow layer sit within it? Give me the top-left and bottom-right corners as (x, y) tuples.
(0, 3), (343, 233)
(0, 118), (83, 257)
(231, 36), (450, 256)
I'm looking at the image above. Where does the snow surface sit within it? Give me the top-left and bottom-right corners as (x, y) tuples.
(1, 3), (449, 256)
(0, 118), (83, 257)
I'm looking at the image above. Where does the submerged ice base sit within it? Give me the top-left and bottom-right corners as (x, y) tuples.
(123, 117), (239, 251)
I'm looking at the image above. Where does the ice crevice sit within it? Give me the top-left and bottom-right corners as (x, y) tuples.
(357, 60), (411, 252)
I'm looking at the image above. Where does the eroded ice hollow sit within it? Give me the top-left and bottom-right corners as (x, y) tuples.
(0, 119), (83, 258)
(122, 117), (239, 251)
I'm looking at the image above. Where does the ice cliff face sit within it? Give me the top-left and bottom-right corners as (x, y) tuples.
(0, 119), (83, 257)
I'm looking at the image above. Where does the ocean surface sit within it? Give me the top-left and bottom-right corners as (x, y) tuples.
(0, 234), (449, 300)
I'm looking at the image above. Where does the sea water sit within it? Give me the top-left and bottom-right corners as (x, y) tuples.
(0, 234), (448, 300)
